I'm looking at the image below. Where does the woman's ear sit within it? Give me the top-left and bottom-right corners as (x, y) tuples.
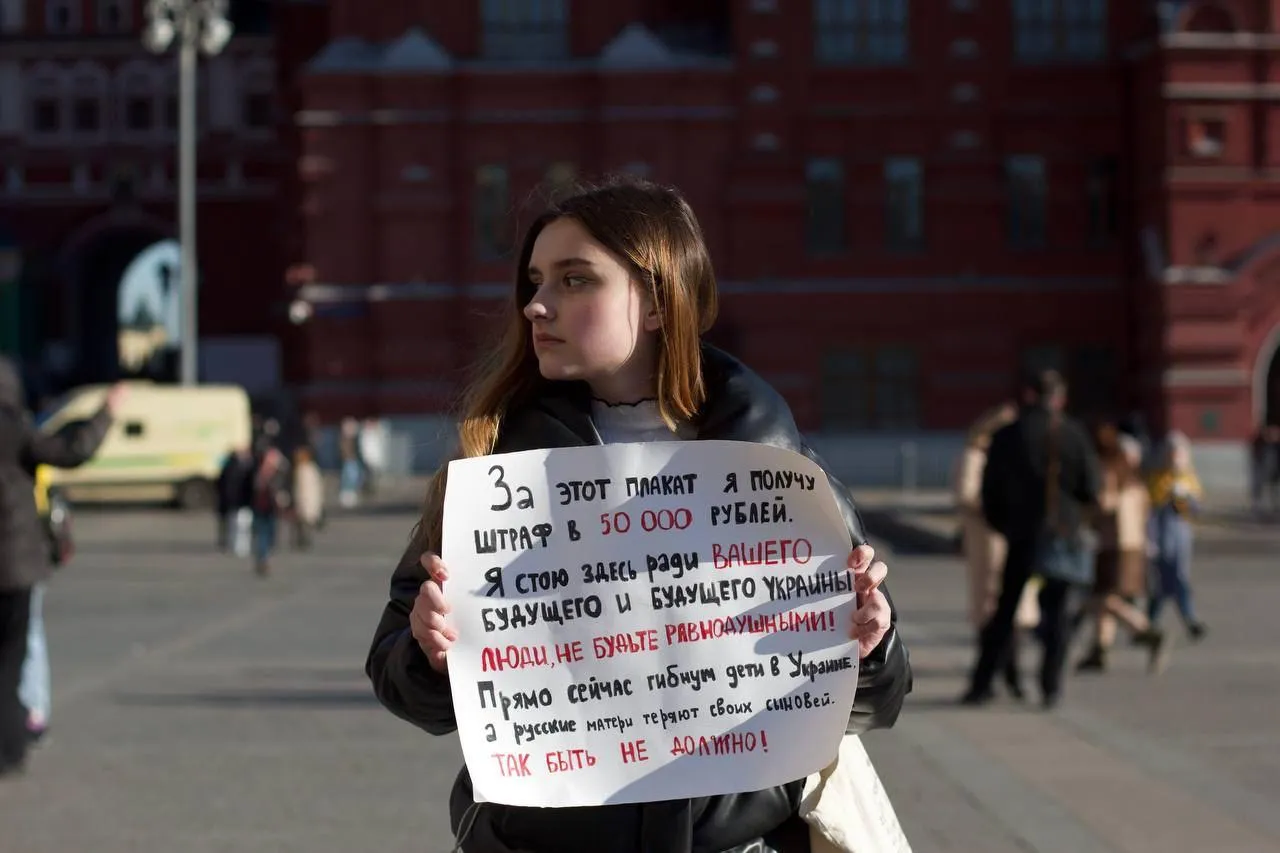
(638, 280), (662, 332)
(643, 305), (661, 333)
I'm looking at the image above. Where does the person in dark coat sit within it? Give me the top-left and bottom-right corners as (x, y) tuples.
(0, 357), (123, 775)
(215, 445), (254, 551)
(249, 429), (291, 576)
(962, 369), (1101, 709)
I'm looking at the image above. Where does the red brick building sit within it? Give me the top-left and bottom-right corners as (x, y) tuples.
(290, 0), (1280, 449)
(3, 1), (1277, 460)
(0, 0), (326, 397)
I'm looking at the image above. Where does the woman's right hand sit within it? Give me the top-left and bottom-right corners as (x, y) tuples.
(410, 553), (456, 674)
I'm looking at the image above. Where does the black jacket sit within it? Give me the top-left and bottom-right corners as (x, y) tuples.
(0, 358), (113, 592)
(980, 405), (1101, 544)
(366, 345), (912, 853)
(217, 451), (255, 514)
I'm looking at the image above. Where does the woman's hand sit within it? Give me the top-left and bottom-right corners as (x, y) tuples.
(410, 553), (457, 674)
(848, 544), (891, 659)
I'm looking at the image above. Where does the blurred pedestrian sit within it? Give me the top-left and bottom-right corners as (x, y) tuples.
(291, 446), (324, 550)
(338, 417), (362, 507)
(0, 358), (124, 775)
(963, 369), (1101, 709)
(250, 433), (291, 577)
(358, 417), (387, 497)
(216, 444), (254, 554)
(954, 402), (1038, 698)
(1147, 431), (1207, 641)
(1076, 430), (1169, 674)
(1250, 423), (1280, 517)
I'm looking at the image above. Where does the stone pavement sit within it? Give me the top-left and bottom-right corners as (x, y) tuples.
(0, 506), (1277, 853)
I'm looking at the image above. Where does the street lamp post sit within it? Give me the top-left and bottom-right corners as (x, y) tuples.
(143, 0), (232, 386)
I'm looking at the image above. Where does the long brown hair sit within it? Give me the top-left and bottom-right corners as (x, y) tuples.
(415, 176), (720, 553)
(966, 402), (1015, 450)
(1097, 422), (1140, 488)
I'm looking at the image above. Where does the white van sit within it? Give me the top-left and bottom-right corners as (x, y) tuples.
(39, 381), (252, 509)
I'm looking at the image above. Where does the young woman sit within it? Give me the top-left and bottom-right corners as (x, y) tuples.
(366, 178), (913, 853)
(1076, 431), (1167, 673)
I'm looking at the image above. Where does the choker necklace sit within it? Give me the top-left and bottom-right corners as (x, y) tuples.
(592, 396), (657, 408)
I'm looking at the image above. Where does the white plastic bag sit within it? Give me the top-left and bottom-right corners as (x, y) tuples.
(800, 735), (912, 853)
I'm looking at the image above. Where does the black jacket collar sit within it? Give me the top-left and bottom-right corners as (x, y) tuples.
(494, 344), (802, 454)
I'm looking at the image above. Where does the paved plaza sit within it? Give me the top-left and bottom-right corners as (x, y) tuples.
(1, 502), (1277, 853)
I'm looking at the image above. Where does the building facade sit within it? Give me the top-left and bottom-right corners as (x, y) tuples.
(1133, 1), (1280, 444)
(290, 0), (1280, 450)
(2, 1), (1276, 456)
(0, 0), (326, 399)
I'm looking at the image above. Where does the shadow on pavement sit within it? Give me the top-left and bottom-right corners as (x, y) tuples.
(237, 665), (366, 683)
(900, 663), (971, 680)
(332, 502), (421, 517)
(111, 687), (379, 710)
(82, 541), (231, 556)
(861, 508), (957, 556)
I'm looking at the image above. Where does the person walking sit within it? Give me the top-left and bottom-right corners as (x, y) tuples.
(215, 444), (254, 554)
(249, 434), (291, 577)
(337, 417), (362, 508)
(1075, 431), (1168, 673)
(962, 369), (1101, 709)
(954, 402), (1039, 698)
(290, 446), (324, 550)
(1251, 424), (1280, 517)
(0, 358), (124, 776)
(1147, 432), (1207, 641)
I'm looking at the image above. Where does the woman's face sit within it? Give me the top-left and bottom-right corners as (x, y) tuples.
(1121, 443), (1142, 471)
(1171, 444), (1191, 472)
(524, 218), (661, 403)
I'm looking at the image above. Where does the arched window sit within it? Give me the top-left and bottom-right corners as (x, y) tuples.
(26, 62), (65, 140)
(474, 164), (510, 260)
(1184, 2), (1237, 33)
(68, 61), (109, 140)
(97, 0), (131, 33)
(239, 57), (274, 134)
(45, 0), (80, 34)
(116, 60), (157, 139)
(151, 63), (209, 137)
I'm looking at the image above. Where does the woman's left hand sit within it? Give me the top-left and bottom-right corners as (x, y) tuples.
(848, 544), (891, 659)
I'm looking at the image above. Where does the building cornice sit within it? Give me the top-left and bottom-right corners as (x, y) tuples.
(0, 34), (272, 59)
(1126, 32), (1280, 61)
(1163, 83), (1280, 101)
(295, 276), (1120, 304)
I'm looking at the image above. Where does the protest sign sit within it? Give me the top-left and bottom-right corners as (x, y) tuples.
(440, 440), (860, 808)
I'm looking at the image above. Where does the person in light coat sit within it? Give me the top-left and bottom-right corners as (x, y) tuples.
(291, 446), (324, 550)
(954, 402), (1039, 698)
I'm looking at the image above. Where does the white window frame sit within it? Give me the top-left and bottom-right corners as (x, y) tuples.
(1013, 0), (1107, 64)
(481, 0), (569, 62)
(115, 60), (159, 142)
(68, 61), (109, 144)
(97, 0), (132, 34)
(26, 62), (66, 144)
(238, 57), (275, 138)
(46, 0), (81, 34)
(1, 0), (26, 33)
(813, 0), (910, 66)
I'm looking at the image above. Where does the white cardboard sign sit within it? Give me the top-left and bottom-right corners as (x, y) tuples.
(441, 440), (859, 808)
